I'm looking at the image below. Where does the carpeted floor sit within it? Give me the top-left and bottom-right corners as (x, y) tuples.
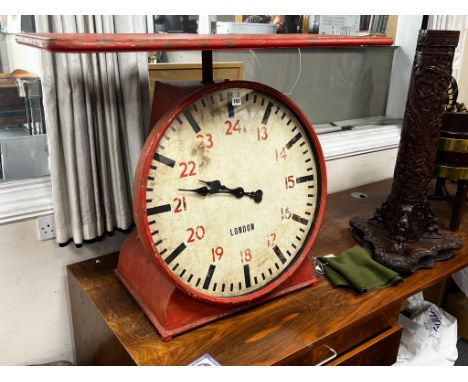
(455, 338), (468, 366)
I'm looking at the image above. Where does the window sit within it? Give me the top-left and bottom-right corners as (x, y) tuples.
(0, 16), (52, 224)
(0, 16), (48, 183)
(154, 15), (403, 158)
(0, 14), (409, 223)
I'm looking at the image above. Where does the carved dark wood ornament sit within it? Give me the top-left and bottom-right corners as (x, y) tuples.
(350, 30), (464, 273)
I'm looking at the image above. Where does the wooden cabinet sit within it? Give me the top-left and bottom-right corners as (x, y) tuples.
(67, 179), (468, 366)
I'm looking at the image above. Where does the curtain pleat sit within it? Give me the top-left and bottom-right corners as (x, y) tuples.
(36, 15), (150, 245)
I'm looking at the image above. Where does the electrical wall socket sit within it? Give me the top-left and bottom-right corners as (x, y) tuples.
(37, 214), (56, 241)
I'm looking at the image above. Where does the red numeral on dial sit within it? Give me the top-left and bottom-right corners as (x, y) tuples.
(267, 233), (277, 247)
(240, 248), (252, 264)
(225, 119), (242, 135)
(196, 133), (214, 149)
(281, 207), (292, 220)
(187, 225), (206, 243)
(211, 246), (224, 262)
(275, 147), (287, 161)
(257, 126), (268, 141)
(173, 197), (187, 213)
(285, 175), (295, 189)
(179, 161), (196, 178)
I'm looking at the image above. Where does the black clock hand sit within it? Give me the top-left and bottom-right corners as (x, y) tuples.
(219, 186), (245, 199)
(221, 187), (263, 203)
(201, 180), (263, 203)
(178, 186), (210, 196)
(178, 180), (222, 196)
(199, 180), (222, 193)
(202, 180), (244, 198)
(245, 189), (263, 203)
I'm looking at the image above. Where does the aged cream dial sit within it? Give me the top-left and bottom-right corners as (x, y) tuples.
(143, 83), (322, 302)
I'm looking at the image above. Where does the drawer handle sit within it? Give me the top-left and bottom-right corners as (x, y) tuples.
(314, 345), (338, 366)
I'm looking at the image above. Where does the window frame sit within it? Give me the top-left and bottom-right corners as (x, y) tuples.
(0, 176), (53, 225)
(0, 122), (402, 225)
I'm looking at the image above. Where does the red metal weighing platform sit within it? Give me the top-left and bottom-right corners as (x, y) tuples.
(16, 33), (393, 53)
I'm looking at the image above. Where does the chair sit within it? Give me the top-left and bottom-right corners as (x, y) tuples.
(432, 111), (468, 231)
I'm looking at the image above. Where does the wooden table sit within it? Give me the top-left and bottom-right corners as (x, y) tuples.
(67, 179), (468, 365)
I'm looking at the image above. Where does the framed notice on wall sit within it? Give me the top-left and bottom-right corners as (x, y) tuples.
(319, 16), (361, 35)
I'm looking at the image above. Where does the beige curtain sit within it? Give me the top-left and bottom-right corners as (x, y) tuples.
(36, 16), (150, 245)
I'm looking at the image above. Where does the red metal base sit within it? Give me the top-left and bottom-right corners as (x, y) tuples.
(117, 232), (319, 341)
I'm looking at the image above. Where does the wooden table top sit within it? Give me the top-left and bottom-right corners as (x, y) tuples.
(67, 179), (468, 365)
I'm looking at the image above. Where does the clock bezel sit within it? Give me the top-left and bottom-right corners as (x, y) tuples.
(133, 80), (327, 305)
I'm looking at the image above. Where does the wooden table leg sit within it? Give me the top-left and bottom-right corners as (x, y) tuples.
(435, 177), (446, 197)
(450, 180), (468, 231)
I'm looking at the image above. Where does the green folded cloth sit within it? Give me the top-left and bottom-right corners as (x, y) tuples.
(317, 245), (402, 293)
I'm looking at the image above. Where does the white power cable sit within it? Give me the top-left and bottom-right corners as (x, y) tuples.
(250, 47), (302, 96)
(249, 49), (263, 81)
(284, 48), (302, 96)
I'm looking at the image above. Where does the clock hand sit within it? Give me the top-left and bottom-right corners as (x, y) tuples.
(178, 180), (223, 196)
(201, 180), (244, 198)
(178, 186), (210, 196)
(199, 180), (222, 193)
(179, 180), (225, 196)
(219, 186), (245, 199)
(245, 189), (263, 204)
(201, 180), (263, 203)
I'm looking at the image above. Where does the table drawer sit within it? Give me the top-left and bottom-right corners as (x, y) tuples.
(328, 325), (402, 366)
(287, 303), (400, 366)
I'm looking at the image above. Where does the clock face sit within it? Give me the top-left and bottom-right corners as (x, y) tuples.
(138, 82), (325, 304)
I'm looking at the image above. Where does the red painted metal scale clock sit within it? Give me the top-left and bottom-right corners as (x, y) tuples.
(16, 32), (393, 341)
(120, 78), (326, 340)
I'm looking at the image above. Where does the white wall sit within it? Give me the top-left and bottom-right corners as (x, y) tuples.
(0, 34), (9, 72)
(0, 147), (398, 366)
(0, 220), (128, 365)
(4, 33), (43, 76)
(1, 15), (43, 76)
(385, 15), (423, 119)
